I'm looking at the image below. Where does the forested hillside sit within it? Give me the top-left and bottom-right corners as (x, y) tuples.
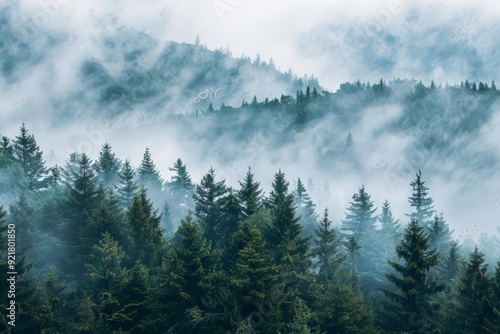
(0, 119), (499, 333)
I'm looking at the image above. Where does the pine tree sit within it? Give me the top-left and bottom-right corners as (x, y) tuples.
(237, 166), (264, 219)
(63, 153), (101, 277)
(345, 235), (362, 283)
(0, 136), (14, 159)
(311, 208), (345, 283)
(125, 188), (164, 268)
(379, 200), (401, 242)
(93, 142), (121, 188)
(452, 247), (497, 333)
(138, 147), (163, 194)
(193, 167), (229, 246)
(265, 170), (310, 272)
(148, 214), (221, 333)
(161, 200), (175, 240)
(116, 159), (138, 209)
(12, 123), (49, 190)
(293, 178), (318, 238)
(84, 232), (127, 329)
(316, 283), (377, 334)
(59, 152), (81, 186)
(379, 218), (445, 332)
(167, 158), (193, 197)
(407, 170), (435, 226)
(113, 262), (150, 332)
(427, 213), (453, 256)
(227, 221), (284, 333)
(341, 185), (377, 240)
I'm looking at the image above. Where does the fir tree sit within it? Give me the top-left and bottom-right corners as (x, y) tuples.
(341, 185), (377, 240)
(227, 221), (284, 333)
(293, 178), (318, 238)
(148, 214), (222, 333)
(345, 235), (362, 283)
(59, 152), (81, 186)
(94, 142), (121, 188)
(193, 167), (229, 246)
(452, 247), (497, 333)
(0, 136), (14, 159)
(237, 166), (264, 219)
(138, 147), (163, 194)
(167, 158), (194, 197)
(116, 159), (138, 209)
(407, 170), (435, 226)
(113, 262), (150, 332)
(125, 188), (164, 268)
(12, 123), (49, 190)
(379, 218), (445, 332)
(311, 208), (345, 283)
(265, 170), (310, 271)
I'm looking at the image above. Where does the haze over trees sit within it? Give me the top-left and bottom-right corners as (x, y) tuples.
(0, 122), (499, 333)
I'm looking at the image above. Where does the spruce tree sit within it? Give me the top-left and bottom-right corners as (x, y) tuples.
(125, 188), (164, 268)
(193, 167), (229, 246)
(311, 208), (344, 283)
(237, 166), (264, 219)
(345, 235), (362, 284)
(12, 123), (49, 190)
(63, 153), (101, 277)
(148, 214), (221, 333)
(265, 170), (310, 271)
(137, 147), (163, 195)
(59, 152), (81, 186)
(113, 262), (150, 332)
(379, 200), (401, 244)
(227, 221), (284, 333)
(0, 136), (14, 159)
(379, 218), (445, 332)
(452, 247), (497, 333)
(94, 142), (121, 189)
(427, 213), (453, 257)
(116, 159), (138, 209)
(407, 170), (435, 226)
(341, 185), (377, 240)
(293, 178), (318, 238)
(167, 158), (193, 197)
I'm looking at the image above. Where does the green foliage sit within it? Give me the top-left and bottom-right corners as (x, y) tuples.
(378, 218), (445, 332)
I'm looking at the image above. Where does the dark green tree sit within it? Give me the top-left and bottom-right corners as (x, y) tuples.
(311, 208), (345, 283)
(265, 170), (310, 271)
(12, 123), (49, 190)
(227, 221), (284, 333)
(167, 158), (193, 197)
(93, 142), (121, 188)
(138, 147), (163, 194)
(452, 247), (497, 333)
(147, 214), (222, 333)
(293, 178), (318, 238)
(378, 218), (445, 332)
(237, 166), (264, 219)
(406, 170), (435, 226)
(116, 159), (138, 209)
(341, 185), (377, 240)
(125, 188), (164, 268)
(193, 167), (229, 246)
(345, 235), (362, 284)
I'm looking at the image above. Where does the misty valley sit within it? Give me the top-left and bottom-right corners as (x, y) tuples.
(1, 1), (500, 333)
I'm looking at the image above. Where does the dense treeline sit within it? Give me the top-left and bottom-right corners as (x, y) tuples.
(0, 122), (499, 333)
